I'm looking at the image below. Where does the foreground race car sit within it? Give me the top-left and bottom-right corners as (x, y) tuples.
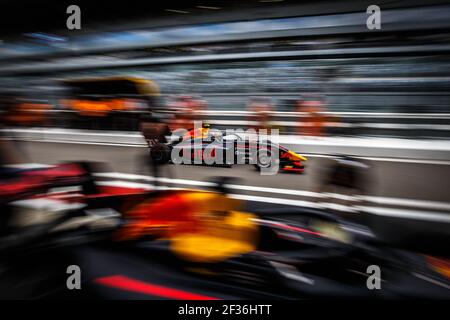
(1, 163), (448, 299)
(144, 124), (307, 173)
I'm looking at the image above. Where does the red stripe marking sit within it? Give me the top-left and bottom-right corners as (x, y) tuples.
(264, 220), (321, 236)
(95, 275), (220, 300)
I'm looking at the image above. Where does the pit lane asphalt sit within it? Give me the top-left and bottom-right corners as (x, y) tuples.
(16, 140), (450, 204)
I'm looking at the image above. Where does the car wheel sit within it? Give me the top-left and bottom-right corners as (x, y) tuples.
(255, 150), (279, 173)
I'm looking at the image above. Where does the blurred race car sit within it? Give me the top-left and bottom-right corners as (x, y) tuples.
(143, 123), (307, 173)
(2, 162), (448, 299)
(113, 182), (450, 299)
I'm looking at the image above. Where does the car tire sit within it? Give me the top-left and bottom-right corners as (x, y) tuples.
(150, 143), (171, 164)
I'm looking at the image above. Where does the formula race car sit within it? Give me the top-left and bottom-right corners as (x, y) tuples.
(143, 123), (307, 173)
(110, 179), (450, 299)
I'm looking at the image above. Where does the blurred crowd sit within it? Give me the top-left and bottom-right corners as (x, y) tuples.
(167, 94), (334, 136)
(0, 81), (337, 138)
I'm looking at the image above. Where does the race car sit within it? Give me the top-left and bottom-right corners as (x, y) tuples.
(1, 162), (449, 299)
(144, 123), (307, 173)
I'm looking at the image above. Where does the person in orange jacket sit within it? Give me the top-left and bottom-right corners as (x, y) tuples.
(296, 98), (328, 136)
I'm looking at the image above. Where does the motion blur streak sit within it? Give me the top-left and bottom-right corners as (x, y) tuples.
(95, 275), (221, 300)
